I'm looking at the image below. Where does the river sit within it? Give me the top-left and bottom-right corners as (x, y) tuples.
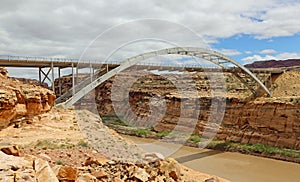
(123, 135), (300, 182)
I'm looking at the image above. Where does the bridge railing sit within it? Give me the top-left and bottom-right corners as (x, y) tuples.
(0, 55), (80, 63)
(0, 55), (224, 69)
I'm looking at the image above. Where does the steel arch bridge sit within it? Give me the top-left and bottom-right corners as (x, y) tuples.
(60, 47), (271, 108)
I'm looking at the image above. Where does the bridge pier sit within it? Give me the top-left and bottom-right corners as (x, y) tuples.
(38, 62), (80, 97)
(72, 63), (75, 96)
(58, 67), (62, 96)
(38, 65), (55, 92)
(51, 62), (54, 91)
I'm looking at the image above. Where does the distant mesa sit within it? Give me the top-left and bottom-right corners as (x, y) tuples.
(245, 59), (300, 69)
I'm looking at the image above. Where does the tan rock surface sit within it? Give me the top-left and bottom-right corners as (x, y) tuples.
(0, 151), (59, 182)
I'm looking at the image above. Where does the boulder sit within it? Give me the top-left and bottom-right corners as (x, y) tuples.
(133, 167), (150, 182)
(0, 151), (59, 182)
(34, 158), (59, 182)
(84, 156), (107, 166)
(56, 166), (78, 182)
(159, 158), (181, 181)
(0, 67), (8, 77)
(77, 173), (97, 182)
(92, 169), (108, 179)
(0, 145), (20, 156)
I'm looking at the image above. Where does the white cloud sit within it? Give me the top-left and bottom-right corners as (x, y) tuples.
(218, 49), (242, 56)
(259, 49), (277, 54)
(245, 51), (252, 54)
(276, 52), (300, 60)
(242, 54), (276, 64)
(242, 51), (300, 64)
(0, 0), (299, 58)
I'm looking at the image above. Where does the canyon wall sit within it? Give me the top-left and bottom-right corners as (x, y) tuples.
(55, 71), (300, 149)
(218, 102), (300, 149)
(0, 67), (56, 129)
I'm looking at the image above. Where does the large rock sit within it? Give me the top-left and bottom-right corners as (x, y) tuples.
(0, 145), (20, 156)
(133, 167), (150, 182)
(56, 166), (78, 182)
(0, 151), (59, 182)
(159, 158), (181, 181)
(0, 67), (8, 77)
(34, 158), (59, 182)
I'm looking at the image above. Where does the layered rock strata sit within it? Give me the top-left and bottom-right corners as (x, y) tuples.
(0, 67), (56, 129)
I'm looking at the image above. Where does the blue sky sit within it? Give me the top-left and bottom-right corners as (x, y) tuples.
(212, 34), (300, 64)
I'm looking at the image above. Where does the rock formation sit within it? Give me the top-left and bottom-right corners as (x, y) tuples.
(0, 67), (56, 130)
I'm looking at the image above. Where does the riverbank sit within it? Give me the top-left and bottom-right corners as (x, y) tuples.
(123, 135), (300, 182)
(104, 121), (300, 164)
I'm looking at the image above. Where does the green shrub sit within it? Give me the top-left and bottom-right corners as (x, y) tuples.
(189, 135), (202, 143)
(156, 131), (170, 137)
(131, 129), (152, 136)
(77, 140), (89, 148)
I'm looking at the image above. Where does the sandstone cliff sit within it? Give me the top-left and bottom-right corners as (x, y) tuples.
(0, 67), (56, 129)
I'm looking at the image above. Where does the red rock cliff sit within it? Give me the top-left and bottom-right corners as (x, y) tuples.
(0, 67), (56, 129)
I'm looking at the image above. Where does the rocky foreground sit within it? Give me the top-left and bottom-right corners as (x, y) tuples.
(0, 108), (229, 182)
(0, 67), (229, 181)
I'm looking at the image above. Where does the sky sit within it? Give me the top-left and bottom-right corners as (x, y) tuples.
(1, 0), (300, 78)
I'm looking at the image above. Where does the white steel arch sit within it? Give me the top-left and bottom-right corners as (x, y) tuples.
(62, 47), (271, 108)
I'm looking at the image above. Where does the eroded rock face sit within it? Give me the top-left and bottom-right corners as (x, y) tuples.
(0, 67), (56, 129)
(218, 102), (300, 149)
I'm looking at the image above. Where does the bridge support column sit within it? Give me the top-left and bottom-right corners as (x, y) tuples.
(76, 66), (78, 85)
(38, 67), (42, 86)
(58, 67), (62, 96)
(51, 62), (54, 92)
(72, 63), (75, 96)
(90, 63), (93, 82)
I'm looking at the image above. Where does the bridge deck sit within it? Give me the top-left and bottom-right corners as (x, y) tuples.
(0, 56), (287, 74)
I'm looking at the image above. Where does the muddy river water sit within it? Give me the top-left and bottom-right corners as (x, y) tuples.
(123, 135), (300, 182)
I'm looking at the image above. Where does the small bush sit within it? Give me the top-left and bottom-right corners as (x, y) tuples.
(56, 160), (64, 165)
(77, 140), (89, 148)
(131, 129), (152, 136)
(189, 135), (202, 143)
(156, 131), (170, 138)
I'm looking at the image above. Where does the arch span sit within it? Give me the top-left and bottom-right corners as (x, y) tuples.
(62, 47), (271, 108)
